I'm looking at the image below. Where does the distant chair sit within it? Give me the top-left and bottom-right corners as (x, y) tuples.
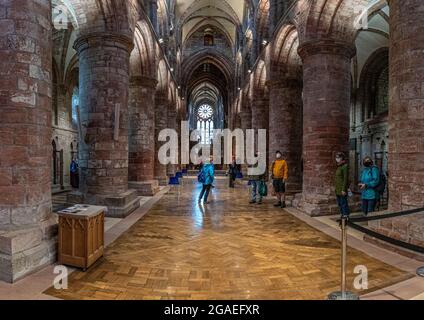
(169, 176), (180, 185)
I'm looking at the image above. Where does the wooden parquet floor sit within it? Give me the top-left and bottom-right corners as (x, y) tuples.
(45, 178), (412, 300)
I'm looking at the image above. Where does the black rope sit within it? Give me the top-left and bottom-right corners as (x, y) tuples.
(347, 220), (424, 254)
(348, 207), (424, 223)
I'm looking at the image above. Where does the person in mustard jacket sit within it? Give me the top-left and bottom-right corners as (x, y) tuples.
(270, 151), (289, 208)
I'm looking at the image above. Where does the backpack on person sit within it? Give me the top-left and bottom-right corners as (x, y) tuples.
(198, 171), (206, 184)
(375, 171), (387, 194)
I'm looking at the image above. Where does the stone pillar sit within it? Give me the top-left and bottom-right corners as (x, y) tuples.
(269, 78), (303, 192)
(251, 96), (269, 169)
(166, 107), (177, 178)
(240, 110), (252, 131)
(175, 113), (182, 172)
(0, 0), (57, 283)
(388, 0), (424, 210)
(251, 97), (269, 132)
(154, 93), (168, 185)
(295, 40), (355, 216)
(239, 110), (252, 178)
(128, 76), (159, 196)
(69, 33), (140, 218)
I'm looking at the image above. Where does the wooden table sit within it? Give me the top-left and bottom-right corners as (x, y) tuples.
(57, 205), (106, 271)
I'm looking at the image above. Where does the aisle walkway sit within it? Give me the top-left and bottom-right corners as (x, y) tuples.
(44, 178), (412, 300)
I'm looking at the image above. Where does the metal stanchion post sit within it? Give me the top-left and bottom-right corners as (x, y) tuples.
(328, 217), (359, 300)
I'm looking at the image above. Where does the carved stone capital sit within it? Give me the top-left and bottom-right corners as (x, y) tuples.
(298, 40), (356, 60)
(74, 32), (134, 54)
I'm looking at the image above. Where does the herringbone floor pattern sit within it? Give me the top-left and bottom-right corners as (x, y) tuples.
(45, 178), (411, 300)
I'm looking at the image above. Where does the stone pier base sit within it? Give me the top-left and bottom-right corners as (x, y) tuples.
(67, 190), (140, 218)
(0, 218), (58, 283)
(156, 176), (169, 187)
(128, 180), (160, 196)
(293, 193), (340, 217)
(293, 193), (362, 217)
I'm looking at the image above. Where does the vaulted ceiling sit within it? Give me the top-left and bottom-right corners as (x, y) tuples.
(176, 0), (242, 45)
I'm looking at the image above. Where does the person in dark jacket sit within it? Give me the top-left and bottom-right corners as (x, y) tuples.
(335, 152), (350, 218)
(228, 158), (239, 188)
(198, 157), (215, 204)
(70, 158), (79, 189)
(359, 156), (380, 216)
(248, 152), (266, 205)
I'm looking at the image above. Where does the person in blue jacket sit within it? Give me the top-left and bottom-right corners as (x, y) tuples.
(198, 157), (215, 204)
(358, 156), (380, 216)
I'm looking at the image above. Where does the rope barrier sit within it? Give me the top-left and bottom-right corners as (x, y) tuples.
(348, 207), (424, 223)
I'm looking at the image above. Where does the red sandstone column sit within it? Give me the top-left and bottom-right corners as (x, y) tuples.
(239, 110), (252, 177)
(251, 97), (269, 132)
(176, 113), (182, 172)
(0, 0), (56, 282)
(251, 97), (269, 168)
(296, 40), (355, 216)
(269, 78), (303, 192)
(72, 33), (140, 217)
(388, 0), (424, 210)
(166, 107), (177, 177)
(154, 93), (169, 185)
(128, 76), (159, 196)
(240, 110), (252, 131)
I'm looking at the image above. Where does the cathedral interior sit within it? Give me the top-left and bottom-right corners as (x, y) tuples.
(1, 0), (424, 300)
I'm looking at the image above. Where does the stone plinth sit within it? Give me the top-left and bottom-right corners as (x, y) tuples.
(0, 218), (57, 283)
(67, 190), (140, 218)
(129, 180), (160, 196)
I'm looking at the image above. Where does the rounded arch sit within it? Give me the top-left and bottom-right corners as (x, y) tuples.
(272, 24), (302, 79)
(255, 0), (271, 46)
(357, 47), (389, 119)
(253, 59), (269, 98)
(157, 0), (170, 39)
(241, 82), (252, 113)
(181, 50), (234, 91)
(157, 59), (169, 94)
(293, 0), (373, 45)
(131, 20), (157, 78)
(62, 0), (133, 37)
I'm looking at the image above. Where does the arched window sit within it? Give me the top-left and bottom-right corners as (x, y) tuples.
(71, 87), (79, 126)
(197, 104), (214, 144)
(52, 140), (57, 185)
(375, 67), (388, 115)
(204, 34), (214, 46)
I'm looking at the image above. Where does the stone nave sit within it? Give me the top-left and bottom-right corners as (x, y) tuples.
(0, 0), (424, 300)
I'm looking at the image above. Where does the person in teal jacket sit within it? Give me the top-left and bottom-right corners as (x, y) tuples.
(359, 156), (380, 216)
(198, 157), (215, 204)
